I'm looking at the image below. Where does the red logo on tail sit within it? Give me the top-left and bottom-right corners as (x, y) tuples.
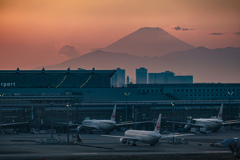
(156, 122), (160, 130)
(112, 114), (115, 119)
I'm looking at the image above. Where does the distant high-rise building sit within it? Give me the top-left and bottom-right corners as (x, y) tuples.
(126, 76), (130, 85)
(148, 71), (174, 84)
(168, 76), (193, 84)
(148, 71), (193, 84)
(111, 68), (125, 87)
(136, 67), (147, 84)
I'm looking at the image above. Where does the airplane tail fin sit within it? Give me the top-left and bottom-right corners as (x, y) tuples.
(217, 104), (223, 120)
(111, 105), (117, 121)
(154, 114), (162, 133)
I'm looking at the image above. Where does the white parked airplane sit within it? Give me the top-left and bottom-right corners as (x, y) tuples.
(0, 122), (28, 134)
(77, 105), (151, 134)
(77, 105), (117, 133)
(0, 122), (28, 127)
(119, 113), (162, 146)
(170, 104), (240, 133)
(103, 113), (193, 146)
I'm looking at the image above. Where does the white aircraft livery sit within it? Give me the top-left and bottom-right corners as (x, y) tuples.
(0, 122), (28, 127)
(78, 105), (117, 133)
(119, 113), (162, 146)
(172, 104), (240, 133)
(78, 105), (151, 133)
(102, 113), (193, 146)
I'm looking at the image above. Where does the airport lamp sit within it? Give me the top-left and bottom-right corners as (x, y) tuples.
(228, 92), (233, 130)
(171, 102), (175, 143)
(66, 104), (70, 144)
(51, 103), (53, 139)
(124, 92), (130, 122)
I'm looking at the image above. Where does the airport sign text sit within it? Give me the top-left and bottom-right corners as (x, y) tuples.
(1, 82), (16, 88)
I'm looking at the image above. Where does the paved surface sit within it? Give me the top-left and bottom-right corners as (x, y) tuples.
(0, 131), (239, 160)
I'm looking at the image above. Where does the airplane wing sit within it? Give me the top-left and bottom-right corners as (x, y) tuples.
(166, 121), (205, 128)
(79, 125), (98, 130)
(161, 133), (195, 139)
(55, 122), (81, 126)
(101, 135), (142, 141)
(101, 135), (123, 138)
(0, 122), (28, 127)
(116, 121), (153, 126)
(223, 120), (240, 125)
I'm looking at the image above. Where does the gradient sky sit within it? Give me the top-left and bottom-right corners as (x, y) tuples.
(0, 0), (240, 70)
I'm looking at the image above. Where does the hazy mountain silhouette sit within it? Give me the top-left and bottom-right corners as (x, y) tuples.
(43, 47), (240, 83)
(103, 27), (194, 57)
(44, 50), (158, 72)
(158, 47), (240, 83)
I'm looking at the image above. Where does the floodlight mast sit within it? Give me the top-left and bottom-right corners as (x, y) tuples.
(228, 92), (233, 130)
(171, 102), (175, 143)
(124, 92), (130, 121)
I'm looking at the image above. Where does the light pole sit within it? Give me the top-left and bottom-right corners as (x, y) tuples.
(0, 104), (2, 124)
(50, 103), (53, 139)
(153, 102), (156, 127)
(66, 104), (70, 144)
(75, 103), (79, 122)
(228, 92), (233, 130)
(124, 92), (130, 121)
(171, 102), (175, 143)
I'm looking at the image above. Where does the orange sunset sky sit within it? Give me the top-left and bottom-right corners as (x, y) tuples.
(0, 0), (240, 70)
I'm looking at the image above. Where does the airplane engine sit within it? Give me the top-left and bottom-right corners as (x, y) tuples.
(120, 138), (128, 144)
(77, 126), (82, 132)
(184, 125), (190, 130)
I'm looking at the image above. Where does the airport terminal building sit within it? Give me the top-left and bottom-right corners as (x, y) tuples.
(0, 69), (240, 131)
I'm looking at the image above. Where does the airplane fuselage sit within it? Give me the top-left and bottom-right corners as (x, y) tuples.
(193, 118), (223, 131)
(81, 120), (116, 131)
(124, 130), (161, 144)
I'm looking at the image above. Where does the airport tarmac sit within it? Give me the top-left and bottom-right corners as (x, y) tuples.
(0, 131), (239, 160)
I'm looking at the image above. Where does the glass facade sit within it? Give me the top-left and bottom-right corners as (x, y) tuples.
(0, 69), (240, 132)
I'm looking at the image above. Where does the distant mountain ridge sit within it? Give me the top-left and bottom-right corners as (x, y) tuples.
(38, 27), (240, 83)
(156, 46), (240, 83)
(103, 27), (194, 57)
(44, 47), (240, 83)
